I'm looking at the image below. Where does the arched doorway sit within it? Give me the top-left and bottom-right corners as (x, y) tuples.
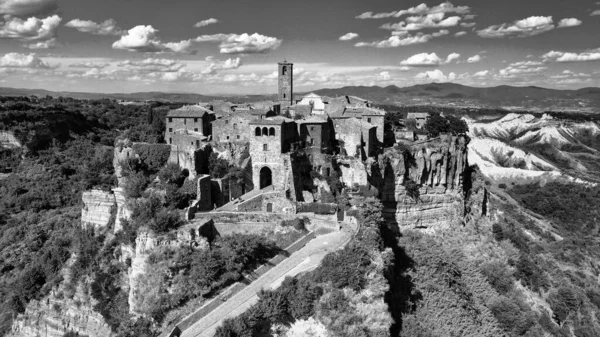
(259, 167), (272, 189)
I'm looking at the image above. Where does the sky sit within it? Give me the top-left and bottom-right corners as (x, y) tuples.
(0, 0), (600, 94)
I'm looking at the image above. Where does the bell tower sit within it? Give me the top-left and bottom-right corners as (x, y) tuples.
(278, 60), (293, 106)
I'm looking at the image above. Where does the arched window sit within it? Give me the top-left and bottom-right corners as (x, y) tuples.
(255, 127), (261, 136)
(282, 66), (287, 75)
(262, 127), (268, 136)
(269, 127), (275, 136)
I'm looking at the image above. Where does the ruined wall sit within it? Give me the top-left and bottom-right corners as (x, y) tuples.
(168, 143), (210, 178)
(81, 190), (116, 230)
(374, 135), (469, 231)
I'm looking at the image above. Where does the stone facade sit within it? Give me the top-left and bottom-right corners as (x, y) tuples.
(197, 175), (212, 211)
(297, 117), (331, 152)
(167, 142), (210, 178)
(249, 118), (297, 191)
(278, 61), (293, 105)
(334, 118), (376, 159)
(406, 112), (430, 129)
(211, 112), (253, 143)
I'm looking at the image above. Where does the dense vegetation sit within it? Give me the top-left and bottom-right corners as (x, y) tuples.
(0, 96), (177, 336)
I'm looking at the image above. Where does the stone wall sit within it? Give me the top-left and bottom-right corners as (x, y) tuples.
(81, 190), (116, 230)
(168, 143), (210, 178)
(373, 135), (469, 231)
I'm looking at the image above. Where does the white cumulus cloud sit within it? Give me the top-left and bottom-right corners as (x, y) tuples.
(339, 32), (359, 41)
(542, 49), (600, 62)
(0, 14), (61, 48)
(557, 18), (582, 28)
(356, 2), (470, 19)
(467, 55), (481, 63)
(477, 16), (555, 38)
(355, 29), (448, 48)
(473, 70), (489, 77)
(414, 69), (456, 82)
(202, 57), (243, 74)
(112, 25), (193, 53)
(0, 52), (49, 68)
(381, 12), (462, 31)
(400, 52), (460, 66)
(65, 18), (124, 36)
(194, 18), (218, 28)
(195, 33), (282, 54)
(454, 31), (467, 37)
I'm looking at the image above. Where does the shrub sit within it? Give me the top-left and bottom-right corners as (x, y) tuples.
(424, 113), (468, 138)
(498, 183), (507, 189)
(131, 143), (171, 173)
(122, 171), (150, 198)
(208, 152), (229, 178)
(403, 178), (420, 201)
(148, 210), (184, 234)
(480, 261), (514, 294)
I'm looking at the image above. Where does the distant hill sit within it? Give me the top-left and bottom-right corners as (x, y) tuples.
(2, 83), (600, 111)
(312, 83), (600, 111)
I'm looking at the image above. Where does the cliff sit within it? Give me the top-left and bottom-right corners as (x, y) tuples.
(81, 190), (116, 230)
(0, 130), (22, 148)
(374, 135), (469, 231)
(128, 224), (210, 315)
(8, 259), (113, 337)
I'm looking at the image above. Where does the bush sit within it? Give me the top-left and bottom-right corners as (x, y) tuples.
(403, 178), (420, 201)
(122, 171), (150, 198)
(280, 217), (310, 231)
(148, 209), (184, 233)
(131, 143), (171, 173)
(424, 113), (468, 138)
(208, 152), (229, 178)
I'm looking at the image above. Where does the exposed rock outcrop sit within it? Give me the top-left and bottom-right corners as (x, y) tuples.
(113, 187), (131, 234)
(81, 189), (116, 230)
(0, 130), (21, 148)
(375, 135), (469, 231)
(128, 224), (210, 314)
(8, 259), (113, 337)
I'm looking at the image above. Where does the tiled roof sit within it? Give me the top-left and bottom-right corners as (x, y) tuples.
(249, 118), (285, 125)
(297, 116), (328, 124)
(167, 105), (211, 117)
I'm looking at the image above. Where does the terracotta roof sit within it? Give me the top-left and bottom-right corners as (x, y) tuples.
(297, 116), (328, 124)
(360, 107), (386, 116)
(167, 105), (211, 117)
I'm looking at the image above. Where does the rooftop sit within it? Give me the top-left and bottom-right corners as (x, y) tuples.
(407, 112), (430, 118)
(297, 116), (328, 124)
(167, 105), (212, 118)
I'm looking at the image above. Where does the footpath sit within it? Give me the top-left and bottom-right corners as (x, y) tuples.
(179, 229), (352, 337)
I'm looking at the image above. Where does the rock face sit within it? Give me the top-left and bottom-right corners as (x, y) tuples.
(113, 187), (131, 234)
(8, 260), (113, 337)
(375, 135), (469, 231)
(0, 130), (21, 148)
(81, 190), (116, 230)
(128, 225), (210, 314)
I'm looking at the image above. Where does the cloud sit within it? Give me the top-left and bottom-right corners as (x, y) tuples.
(202, 57), (243, 74)
(379, 71), (391, 81)
(591, 10), (600, 16)
(0, 0), (57, 16)
(69, 62), (109, 69)
(467, 55), (481, 63)
(339, 32), (359, 41)
(356, 2), (470, 19)
(65, 18), (124, 36)
(460, 22), (476, 28)
(473, 70), (489, 77)
(194, 18), (218, 28)
(414, 69), (456, 82)
(454, 31), (467, 37)
(112, 25), (193, 53)
(542, 49), (600, 62)
(118, 58), (185, 72)
(498, 61), (547, 77)
(557, 18), (582, 28)
(400, 52), (459, 66)
(0, 15), (61, 48)
(195, 33), (281, 54)
(355, 29), (448, 48)
(477, 16), (555, 38)
(0, 52), (49, 68)
(381, 12), (462, 31)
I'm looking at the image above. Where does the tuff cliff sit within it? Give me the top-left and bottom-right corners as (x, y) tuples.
(372, 135), (469, 231)
(81, 190), (116, 230)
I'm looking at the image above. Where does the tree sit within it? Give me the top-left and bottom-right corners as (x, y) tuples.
(209, 152), (230, 179)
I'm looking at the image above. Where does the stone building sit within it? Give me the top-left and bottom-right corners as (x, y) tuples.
(278, 60), (294, 106)
(297, 93), (326, 115)
(165, 105), (215, 146)
(334, 118), (376, 159)
(297, 117), (331, 153)
(406, 112), (430, 129)
(211, 112), (253, 143)
(249, 117), (297, 192)
(329, 105), (386, 145)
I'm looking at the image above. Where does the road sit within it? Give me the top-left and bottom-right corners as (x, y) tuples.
(181, 229), (351, 337)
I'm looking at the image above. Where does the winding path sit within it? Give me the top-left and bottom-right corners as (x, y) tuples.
(180, 229), (352, 337)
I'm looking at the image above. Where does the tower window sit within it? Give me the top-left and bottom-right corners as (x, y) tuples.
(283, 93), (286, 99)
(262, 127), (268, 136)
(367, 118), (372, 123)
(237, 135), (240, 139)
(194, 118), (198, 123)
(168, 118), (173, 122)
(225, 120), (229, 124)
(282, 65), (287, 75)
(169, 128), (173, 133)
(263, 144), (268, 151)
(255, 127), (261, 136)
(184, 119), (186, 125)
(169, 138), (172, 144)
(269, 127), (275, 136)
(194, 128), (198, 132)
